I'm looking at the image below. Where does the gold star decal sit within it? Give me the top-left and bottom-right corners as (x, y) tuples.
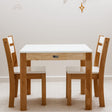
(79, 3), (85, 13)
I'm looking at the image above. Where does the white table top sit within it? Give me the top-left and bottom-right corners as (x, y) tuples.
(20, 44), (92, 53)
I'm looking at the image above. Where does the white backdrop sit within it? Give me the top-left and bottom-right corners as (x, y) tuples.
(0, 0), (112, 76)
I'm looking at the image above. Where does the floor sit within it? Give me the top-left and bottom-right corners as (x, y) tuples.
(0, 78), (112, 112)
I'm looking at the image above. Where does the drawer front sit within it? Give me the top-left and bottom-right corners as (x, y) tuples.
(27, 53), (86, 60)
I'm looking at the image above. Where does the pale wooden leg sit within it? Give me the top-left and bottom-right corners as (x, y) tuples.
(42, 74), (46, 105)
(9, 79), (15, 107)
(27, 60), (31, 95)
(20, 53), (27, 111)
(67, 74), (71, 105)
(66, 73), (68, 98)
(15, 78), (18, 97)
(27, 79), (31, 95)
(80, 60), (86, 95)
(85, 53), (92, 110)
(99, 76), (105, 107)
(94, 79), (99, 97)
(81, 79), (85, 94)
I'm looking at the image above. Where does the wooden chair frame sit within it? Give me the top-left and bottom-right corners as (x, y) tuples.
(66, 35), (110, 107)
(3, 35), (46, 107)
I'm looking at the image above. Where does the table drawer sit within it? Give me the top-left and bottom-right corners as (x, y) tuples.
(26, 53), (85, 60)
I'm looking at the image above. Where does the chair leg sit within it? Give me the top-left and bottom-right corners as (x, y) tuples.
(94, 79), (99, 97)
(81, 79), (85, 94)
(42, 74), (46, 105)
(9, 79), (15, 107)
(67, 74), (71, 105)
(15, 78), (18, 97)
(27, 79), (31, 95)
(66, 73), (68, 98)
(99, 78), (105, 107)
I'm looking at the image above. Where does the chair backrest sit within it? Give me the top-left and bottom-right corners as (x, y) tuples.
(80, 35), (110, 76)
(3, 35), (18, 67)
(94, 35), (110, 75)
(3, 35), (18, 78)
(3, 35), (31, 77)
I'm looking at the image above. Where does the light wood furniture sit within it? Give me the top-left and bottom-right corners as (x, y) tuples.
(3, 36), (46, 108)
(66, 35), (110, 109)
(20, 44), (92, 110)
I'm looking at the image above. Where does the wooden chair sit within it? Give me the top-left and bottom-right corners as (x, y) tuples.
(66, 35), (110, 107)
(3, 35), (46, 107)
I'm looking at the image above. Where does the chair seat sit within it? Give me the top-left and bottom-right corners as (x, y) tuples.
(14, 66), (46, 74)
(66, 66), (99, 74)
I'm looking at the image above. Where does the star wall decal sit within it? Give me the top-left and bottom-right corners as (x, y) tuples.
(79, 3), (85, 13)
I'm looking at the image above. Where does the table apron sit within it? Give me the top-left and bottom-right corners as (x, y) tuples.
(26, 53), (86, 60)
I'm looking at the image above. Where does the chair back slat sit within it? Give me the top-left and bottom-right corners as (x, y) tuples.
(99, 36), (105, 44)
(7, 37), (13, 44)
(97, 45), (103, 53)
(10, 46), (15, 53)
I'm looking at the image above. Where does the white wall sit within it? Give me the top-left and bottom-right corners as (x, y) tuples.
(0, 0), (112, 76)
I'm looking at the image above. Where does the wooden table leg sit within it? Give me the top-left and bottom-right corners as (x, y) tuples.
(80, 60), (86, 94)
(27, 60), (31, 95)
(42, 74), (46, 105)
(85, 53), (92, 110)
(67, 74), (71, 105)
(20, 53), (27, 111)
